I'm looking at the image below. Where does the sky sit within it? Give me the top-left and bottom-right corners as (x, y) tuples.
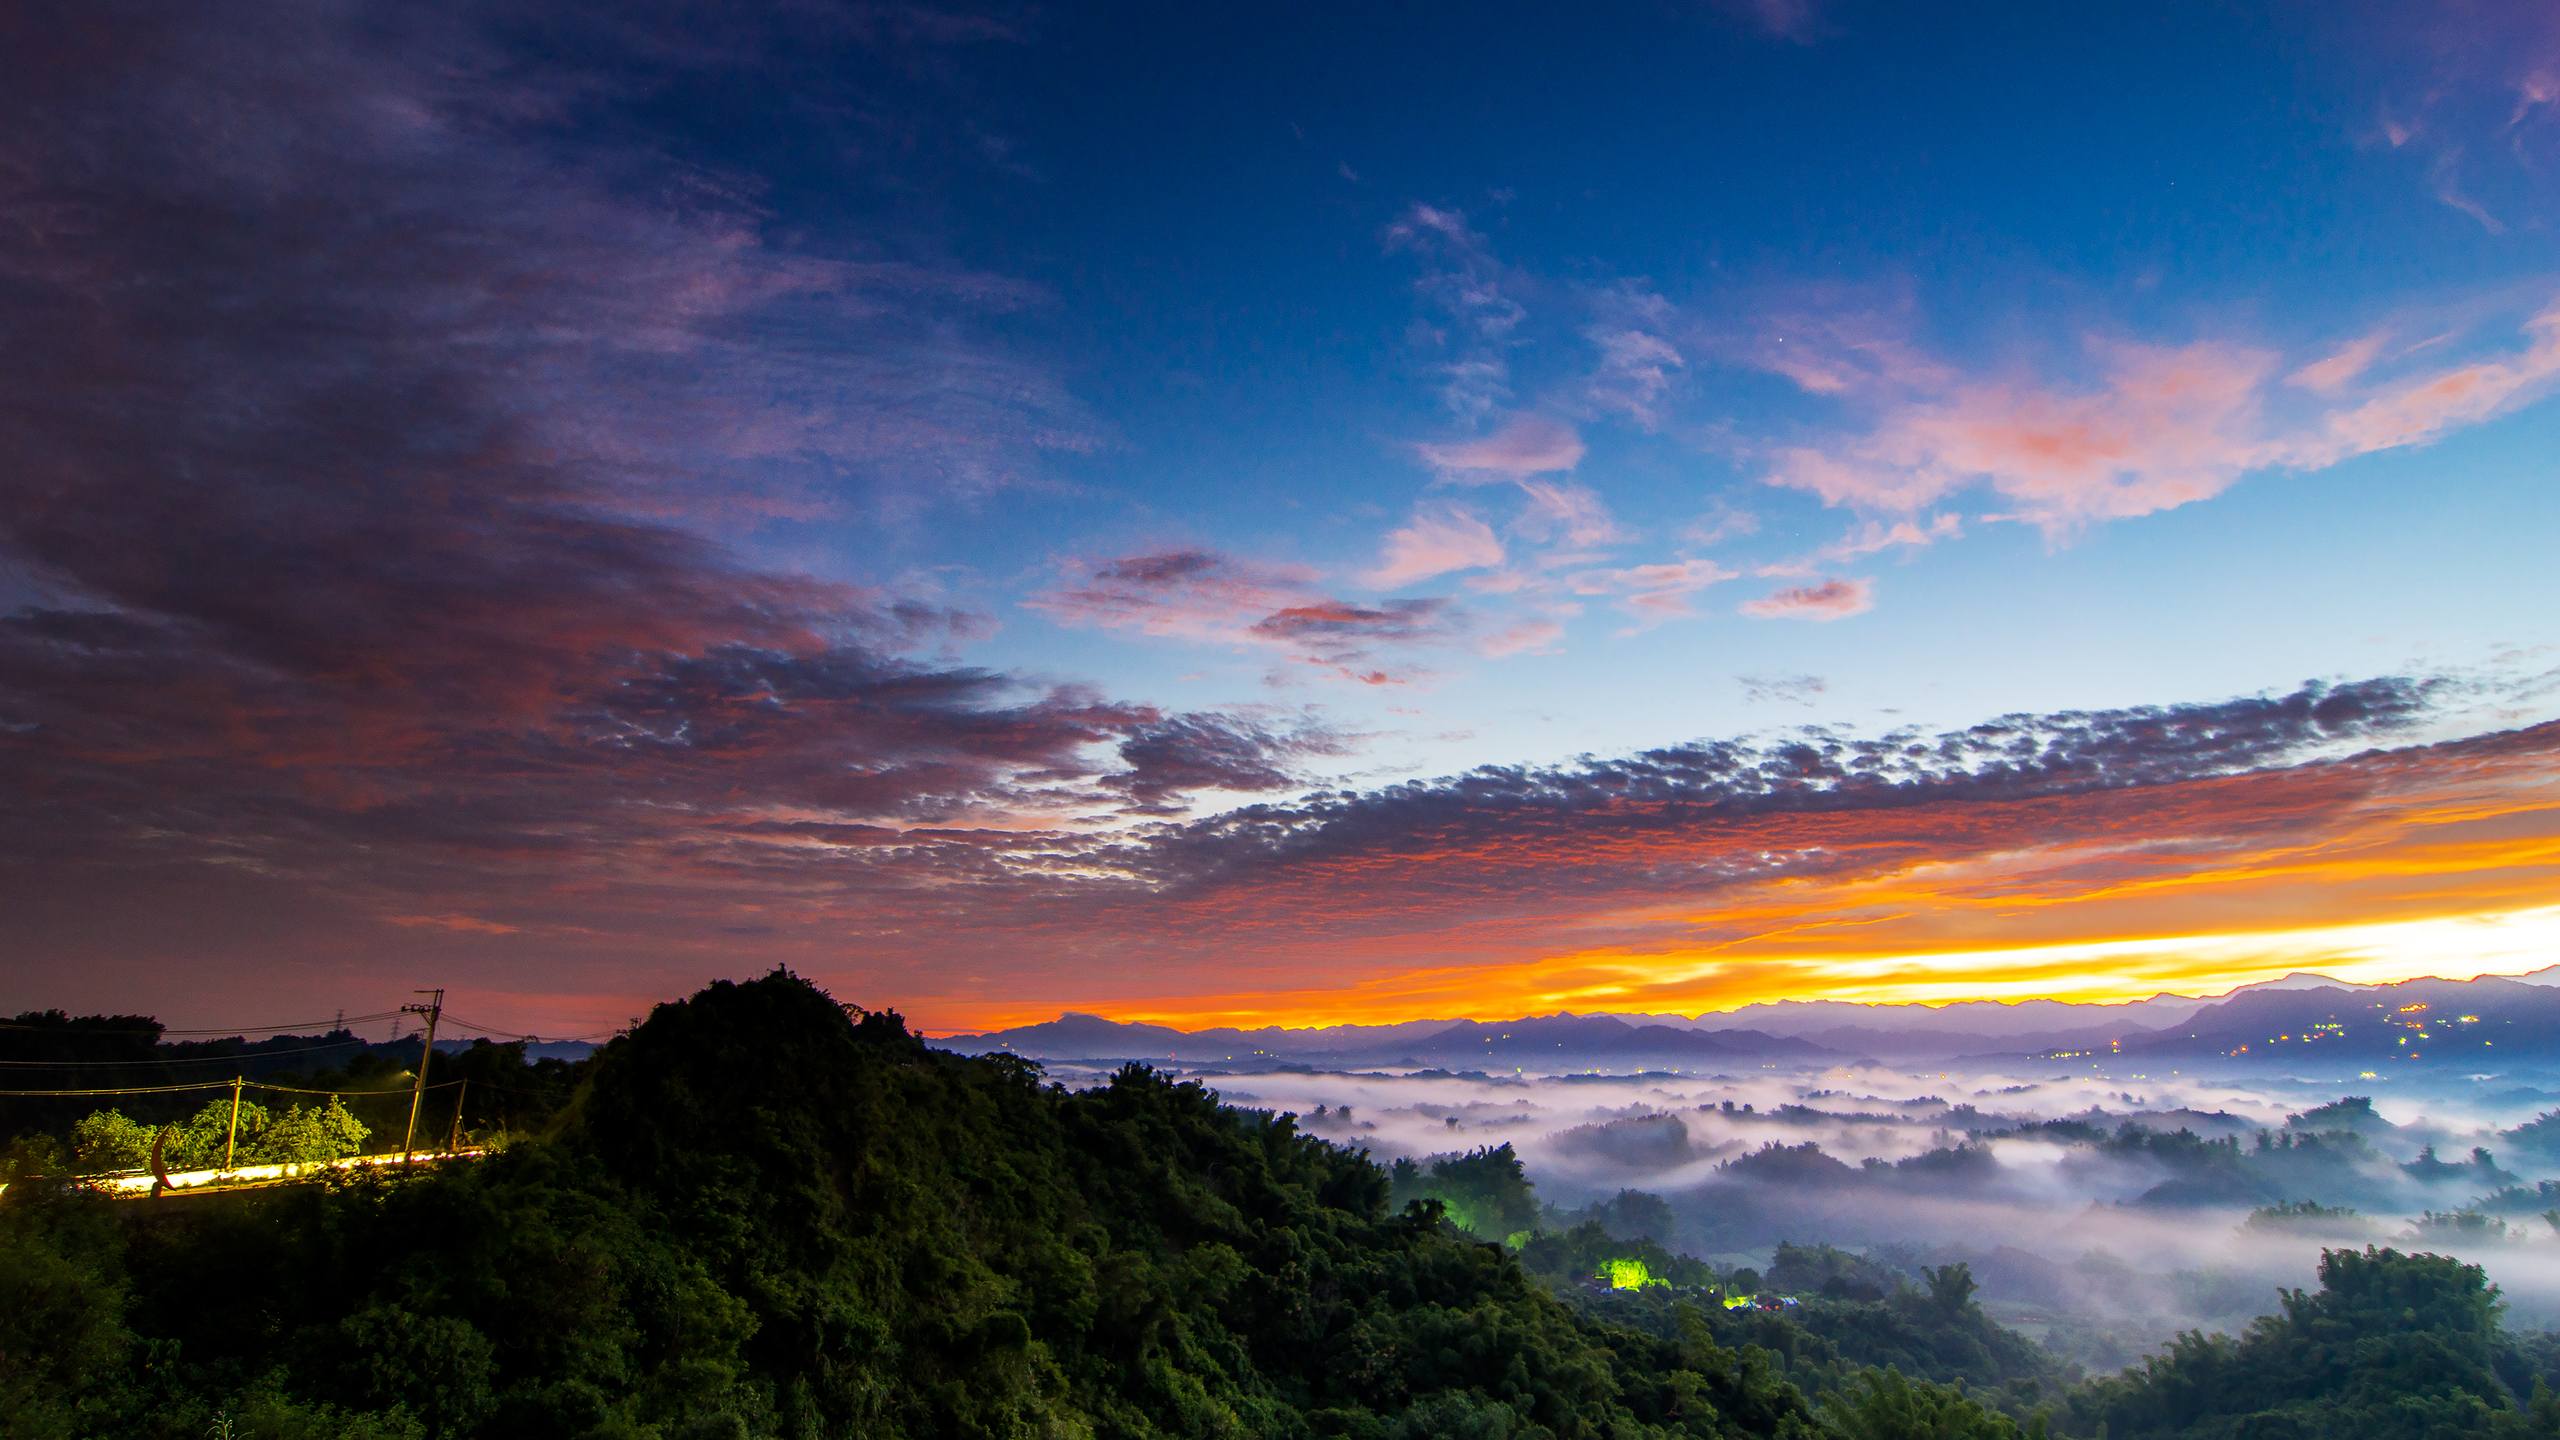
(3, 0), (2558, 1037)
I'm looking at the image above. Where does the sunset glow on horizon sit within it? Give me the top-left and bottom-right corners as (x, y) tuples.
(903, 718), (2560, 1033)
(961, 905), (2560, 1037)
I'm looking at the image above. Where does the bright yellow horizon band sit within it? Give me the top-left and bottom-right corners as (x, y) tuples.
(918, 900), (2560, 1035)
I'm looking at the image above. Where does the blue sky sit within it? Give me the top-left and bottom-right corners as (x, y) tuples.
(684, 0), (2560, 780)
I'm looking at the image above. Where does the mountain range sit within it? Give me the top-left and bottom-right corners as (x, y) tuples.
(937, 967), (2560, 1072)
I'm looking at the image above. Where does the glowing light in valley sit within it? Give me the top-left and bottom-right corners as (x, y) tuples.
(1598, 1257), (1667, 1291)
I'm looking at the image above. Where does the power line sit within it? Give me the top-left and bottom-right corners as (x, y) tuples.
(5, 1002), (616, 1048)
(436, 1013), (618, 1045)
(2, 996), (619, 1070)
(0, 1077), (463, 1100)
(0, 1036), (378, 1067)
(255, 1078), (462, 1098)
(0, 1009), (406, 1038)
(156, 1010), (407, 1037)
(0, 1080), (240, 1098)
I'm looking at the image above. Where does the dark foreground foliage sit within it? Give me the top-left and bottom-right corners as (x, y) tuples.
(2, 972), (2555, 1439)
(2068, 1245), (2560, 1439)
(0, 974), (1840, 1438)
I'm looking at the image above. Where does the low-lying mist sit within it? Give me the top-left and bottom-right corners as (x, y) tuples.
(1037, 1055), (2560, 1369)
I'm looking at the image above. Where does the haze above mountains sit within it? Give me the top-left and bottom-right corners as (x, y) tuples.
(940, 968), (2560, 1072)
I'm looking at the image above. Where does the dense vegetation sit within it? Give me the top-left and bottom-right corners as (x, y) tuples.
(0, 1012), (586, 1182)
(68, 1095), (371, 1172)
(2070, 1246), (2560, 1438)
(3, 973), (2558, 1439)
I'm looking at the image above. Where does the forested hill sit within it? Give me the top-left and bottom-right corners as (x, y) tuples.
(4, 971), (2557, 1439)
(0, 972), (1834, 1438)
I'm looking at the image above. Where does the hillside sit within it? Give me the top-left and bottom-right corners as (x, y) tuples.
(11, 972), (2560, 1439)
(0, 973), (1853, 1439)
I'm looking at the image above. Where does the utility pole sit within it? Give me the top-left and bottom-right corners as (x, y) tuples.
(446, 1078), (467, 1153)
(400, 988), (443, 1167)
(224, 1076), (243, 1172)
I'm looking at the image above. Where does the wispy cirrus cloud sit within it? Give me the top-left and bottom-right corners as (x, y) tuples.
(1582, 281), (1686, 429)
(1574, 559), (1740, 628)
(1752, 513), (1963, 578)
(1386, 203), (1525, 422)
(2359, 3), (2560, 232)
(1513, 480), (1627, 549)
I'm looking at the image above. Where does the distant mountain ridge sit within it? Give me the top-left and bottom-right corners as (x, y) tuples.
(942, 1011), (1829, 1069)
(2099, 973), (2560, 1066)
(939, 966), (2560, 1069)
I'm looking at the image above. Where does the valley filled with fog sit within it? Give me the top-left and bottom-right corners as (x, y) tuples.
(1018, 1045), (2560, 1371)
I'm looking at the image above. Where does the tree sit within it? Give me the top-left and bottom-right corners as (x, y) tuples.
(66, 1109), (156, 1174)
(2071, 1246), (2529, 1438)
(1817, 1369), (2037, 1439)
(1588, 1188), (1678, 1244)
(251, 1099), (368, 1163)
(1386, 1142), (1542, 1239)
(1925, 1262), (1979, 1315)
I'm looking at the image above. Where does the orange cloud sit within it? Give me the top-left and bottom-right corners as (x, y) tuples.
(901, 710), (2560, 1032)
(386, 913), (522, 936)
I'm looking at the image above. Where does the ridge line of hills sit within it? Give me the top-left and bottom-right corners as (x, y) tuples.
(938, 966), (2560, 1069)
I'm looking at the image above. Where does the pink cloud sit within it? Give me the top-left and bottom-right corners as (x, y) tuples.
(1573, 558), (1738, 627)
(1747, 306), (1953, 399)
(1418, 413), (1586, 478)
(1368, 506), (1507, 587)
(1740, 577), (1874, 621)
(1478, 616), (1566, 658)
(1762, 515), (1962, 577)
(2288, 331), (2390, 392)
(1027, 549), (1314, 641)
(1765, 297), (2560, 537)
(1248, 600), (1459, 683)
(2292, 302), (2560, 462)
(1032, 549), (1474, 685)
